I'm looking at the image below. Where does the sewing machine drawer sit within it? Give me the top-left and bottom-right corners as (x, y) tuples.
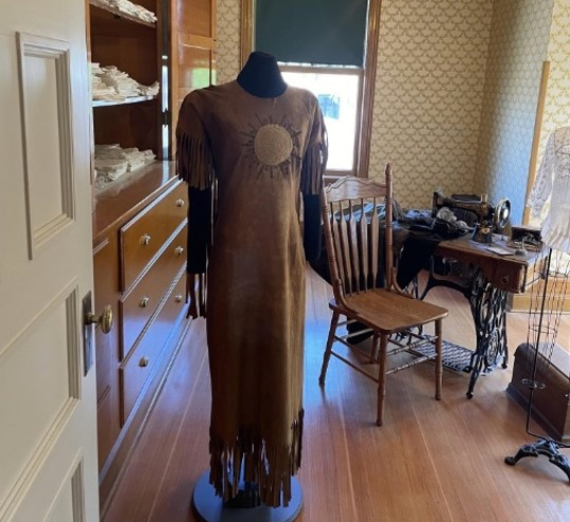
(120, 269), (187, 423)
(491, 262), (525, 293)
(120, 223), (187, 358)
(120, 181), (187, 291)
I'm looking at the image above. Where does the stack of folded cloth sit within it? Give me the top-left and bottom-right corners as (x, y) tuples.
(91, 64), (160, 102)
(98, 0), (157, 23)
(96, 65), (140, 98)
(138, 81), (160, 96)
(91, 63), (123, 101)
(94, 144), (156, 187)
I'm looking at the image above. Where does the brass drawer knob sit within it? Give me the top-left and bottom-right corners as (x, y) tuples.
(139, 297), (150, 308)
(140, 234), (151, 246)
(175, 199), (185, 207)
(175, 295), (183, 303)
(175, 246), (184, 256)
(139, 356), (149, 368)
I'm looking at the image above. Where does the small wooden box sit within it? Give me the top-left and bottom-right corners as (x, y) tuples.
(507, 343), (570, 443)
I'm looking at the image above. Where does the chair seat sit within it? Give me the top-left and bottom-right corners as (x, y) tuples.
(330, 289), (448, 334)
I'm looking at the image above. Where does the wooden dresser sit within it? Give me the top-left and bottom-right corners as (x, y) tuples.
(92, 165), (190, 509)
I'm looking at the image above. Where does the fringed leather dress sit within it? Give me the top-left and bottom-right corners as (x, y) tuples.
(176, 80), (327, 507)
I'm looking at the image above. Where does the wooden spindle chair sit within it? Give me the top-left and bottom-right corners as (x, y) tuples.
(319, 165), (449, 426)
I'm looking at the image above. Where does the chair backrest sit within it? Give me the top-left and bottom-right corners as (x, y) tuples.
(321, 164), (396, 308)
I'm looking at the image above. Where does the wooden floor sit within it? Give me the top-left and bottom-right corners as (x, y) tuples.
(102, 267), (570, 522)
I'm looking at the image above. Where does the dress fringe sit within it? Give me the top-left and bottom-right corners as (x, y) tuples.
(208, 410), (304, 508)
(176, 132), (214, 190)
(301, 142), (327, 196)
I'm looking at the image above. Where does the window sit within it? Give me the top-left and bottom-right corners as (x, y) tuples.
(281, 68), (361, 172)
(242, 0), (381, 177)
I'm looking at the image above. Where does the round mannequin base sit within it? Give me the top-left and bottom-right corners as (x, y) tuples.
(192, 472), (303, 522)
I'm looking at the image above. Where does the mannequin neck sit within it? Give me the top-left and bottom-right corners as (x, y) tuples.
(237, 52), (287, 98)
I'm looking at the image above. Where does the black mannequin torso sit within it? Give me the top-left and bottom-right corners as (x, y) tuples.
(237, 51), (287, 98)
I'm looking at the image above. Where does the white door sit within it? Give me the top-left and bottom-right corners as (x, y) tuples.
(0, 0), (99, 521)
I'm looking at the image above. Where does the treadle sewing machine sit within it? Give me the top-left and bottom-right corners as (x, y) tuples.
(421, 191), (545, 399)
(431, 191), (512, 242)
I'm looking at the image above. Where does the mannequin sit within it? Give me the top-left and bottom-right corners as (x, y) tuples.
(176, 51), (328, 516)
(236, 51), (287, 98)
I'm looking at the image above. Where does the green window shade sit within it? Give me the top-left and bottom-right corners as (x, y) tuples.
(255, 0), (368, 67)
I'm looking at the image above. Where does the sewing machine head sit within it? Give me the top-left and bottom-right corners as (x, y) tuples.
(431, 191), (511, 243)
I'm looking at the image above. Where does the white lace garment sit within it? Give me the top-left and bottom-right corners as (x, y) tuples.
(527, 126), (570, 253)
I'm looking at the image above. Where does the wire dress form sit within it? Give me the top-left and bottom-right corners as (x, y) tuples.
(505, 126), (570, 481)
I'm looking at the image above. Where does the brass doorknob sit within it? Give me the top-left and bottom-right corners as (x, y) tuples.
(86, 305), (113, 334)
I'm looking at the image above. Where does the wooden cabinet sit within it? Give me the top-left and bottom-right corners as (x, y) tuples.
(88, 0), (217, 515)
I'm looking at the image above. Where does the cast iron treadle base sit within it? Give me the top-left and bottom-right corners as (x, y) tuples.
(192, 472), (303, 522)
(505, 438), (570, 482)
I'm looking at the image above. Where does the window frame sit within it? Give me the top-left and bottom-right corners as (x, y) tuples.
(280, 64), (363, 177)
(240, 0), (382, 179)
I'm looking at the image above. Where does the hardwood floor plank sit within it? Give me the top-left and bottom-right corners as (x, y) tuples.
(103, 267), (570, 522)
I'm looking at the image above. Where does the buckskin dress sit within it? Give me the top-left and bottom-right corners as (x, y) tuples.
(176, 80), (327, 507)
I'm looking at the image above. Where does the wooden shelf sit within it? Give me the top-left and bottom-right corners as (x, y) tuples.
(89, 0), (157, 30)
(93, 95), (158, 108)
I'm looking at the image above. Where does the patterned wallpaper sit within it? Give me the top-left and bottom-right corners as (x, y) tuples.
(216, 1), (564, 218)
(216, 0), (241, 84)
(368, 0), (494, 209)
(542, 0), (570, 139)
(475, 0), (554, 225)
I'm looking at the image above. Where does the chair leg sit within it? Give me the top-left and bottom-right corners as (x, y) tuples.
(319, 310), (340, 386)
(376, 334), (388, 426)
(435, 319), (443, 400)
(370, 333), (380, 363)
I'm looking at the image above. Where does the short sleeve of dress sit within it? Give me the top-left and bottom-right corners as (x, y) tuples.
(300, 102), (328, 196)
(528, 131), (555, 218)
(176, 94), (215, 190)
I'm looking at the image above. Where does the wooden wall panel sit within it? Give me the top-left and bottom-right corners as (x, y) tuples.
(169, 0), (217, 157)
(93, 101), (159, 154)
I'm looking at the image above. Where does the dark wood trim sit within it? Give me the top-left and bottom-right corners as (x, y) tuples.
(357, 0), (382, 178)
(240, 0), (253, 68)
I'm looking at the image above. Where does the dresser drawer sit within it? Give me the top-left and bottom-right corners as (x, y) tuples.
(120, 223), (187, 358)
(120, 269), (188, 423)
(120, 181), (187, 291)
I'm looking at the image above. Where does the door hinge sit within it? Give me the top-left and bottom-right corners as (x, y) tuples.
(162, 109), (171, 126)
